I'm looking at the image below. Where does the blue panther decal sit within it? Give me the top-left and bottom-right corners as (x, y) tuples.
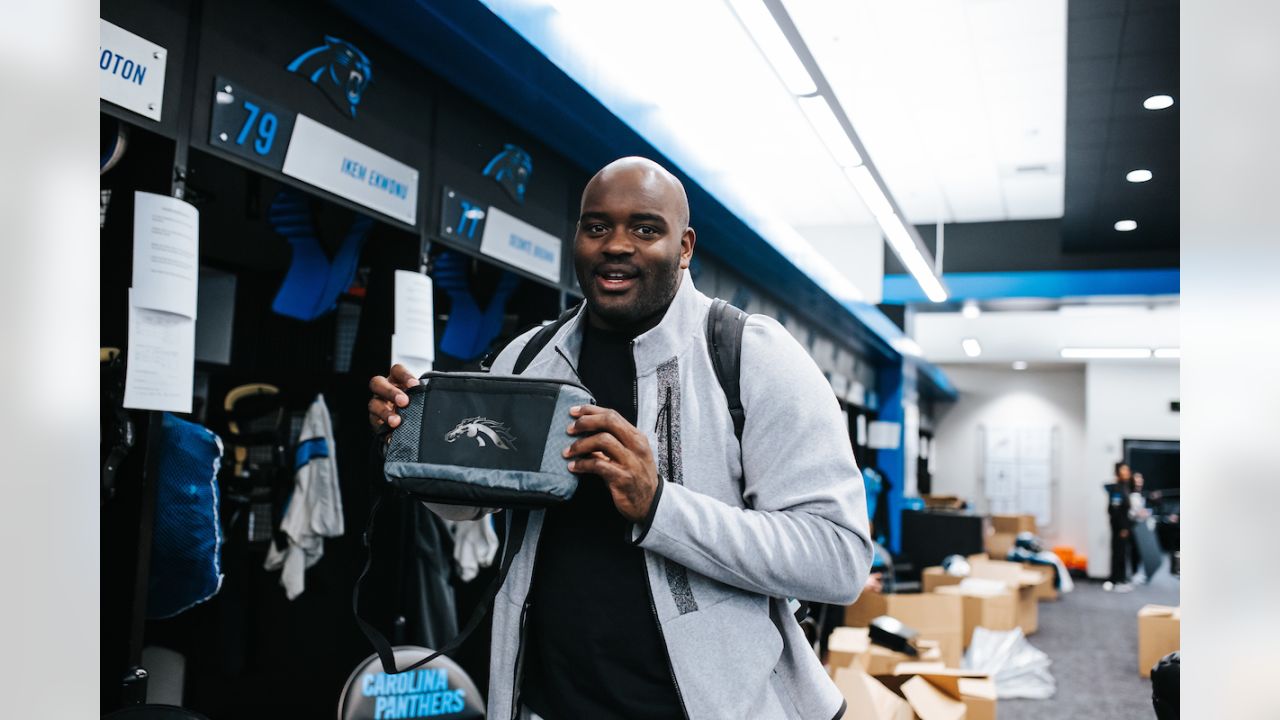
(483, 144), (533, 204)
(287, 36), (373, 119)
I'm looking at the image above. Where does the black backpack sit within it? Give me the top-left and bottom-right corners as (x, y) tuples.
(354, 298), (750, 674)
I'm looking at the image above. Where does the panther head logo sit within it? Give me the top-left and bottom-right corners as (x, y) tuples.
(444, 417), (517, 451)
(483, 145), (533, 204)
(287, 36), (373, 119)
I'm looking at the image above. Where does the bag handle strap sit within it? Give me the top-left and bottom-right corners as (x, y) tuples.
(352, 495), (530, 675)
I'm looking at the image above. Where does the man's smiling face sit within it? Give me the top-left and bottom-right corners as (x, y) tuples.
(573, 158), (695, 332)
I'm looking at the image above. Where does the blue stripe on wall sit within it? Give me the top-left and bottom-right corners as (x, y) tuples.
(882, 268), (1179, 303)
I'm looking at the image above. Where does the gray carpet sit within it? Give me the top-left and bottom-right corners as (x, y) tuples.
(999, 567), (1179, 720)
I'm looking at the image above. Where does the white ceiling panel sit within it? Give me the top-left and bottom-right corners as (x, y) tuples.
(783, 0), (1067, 225)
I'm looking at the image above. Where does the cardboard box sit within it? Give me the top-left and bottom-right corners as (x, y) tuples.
(894, 663), (996, 720)
(922, 566), (965, 593)
(828, 626), (941, 676)
(984, 532), (1016, 560)
(834, 666), (914, 720)
(1022, 564), (1058, 602)
(922, 494), (966, 510)
(990, 514), (1036, 535)
(845, 593), (965, 667)
(838, 666), (969, 720)
(1138, 605), (1180, 678)
(964, 560), (1042, 635)
(958, 678), (997, 720)
(936, 581), (1018, 647)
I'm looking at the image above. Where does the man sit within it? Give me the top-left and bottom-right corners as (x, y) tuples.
(369, 157), (871, 719)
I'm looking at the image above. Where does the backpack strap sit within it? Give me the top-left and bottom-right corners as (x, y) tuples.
(512, 303), (581, 375)
(706, 298), (749, 442)
(353, 494), (530, 675)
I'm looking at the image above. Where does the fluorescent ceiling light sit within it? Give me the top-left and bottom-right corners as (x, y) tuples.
(962, 338), (982, 357)
(881, 214), (948, 302)
(1060, 347), (1152, 359)
(844, 165), (894, 219)
(1114, 219), (1137, 232)
(1126, 169), (1153, 183)
(1154, 347), (1181, 359)
(1012, 361), (1028, 370)
(797, 95), (863, 167)
(893, 337), (924, 357)
(1143, 94), (1175, 110)
(961, 300), (981, 319)
(724, 0), (816, 96)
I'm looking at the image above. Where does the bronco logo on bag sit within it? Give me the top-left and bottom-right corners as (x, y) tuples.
(444, 417), (517, 451)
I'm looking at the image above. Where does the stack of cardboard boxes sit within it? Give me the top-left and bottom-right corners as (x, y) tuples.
(828, 512), (1076, 718)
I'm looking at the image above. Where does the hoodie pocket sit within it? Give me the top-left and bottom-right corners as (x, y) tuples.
(662, 591), (783, 718)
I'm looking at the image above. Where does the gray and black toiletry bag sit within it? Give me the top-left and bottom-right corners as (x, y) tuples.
(382, 371), (593, 508)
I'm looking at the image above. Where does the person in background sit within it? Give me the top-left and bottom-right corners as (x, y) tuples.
(1104, 462), (1134, 592)
(1129, 473), (1153, 583)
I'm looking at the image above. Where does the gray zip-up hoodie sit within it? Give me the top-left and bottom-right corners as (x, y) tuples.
(428, 273), (872, 719)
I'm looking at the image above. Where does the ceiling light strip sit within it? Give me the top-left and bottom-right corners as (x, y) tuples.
(752, 0), (948, 302)
(1060, 347), (1153, 359)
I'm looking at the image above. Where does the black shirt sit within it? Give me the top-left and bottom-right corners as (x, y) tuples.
(520, 323), (684, 719)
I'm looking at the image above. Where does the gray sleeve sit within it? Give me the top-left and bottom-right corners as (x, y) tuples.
(420, 326), (541, 522)
(636, 315), (873, 604)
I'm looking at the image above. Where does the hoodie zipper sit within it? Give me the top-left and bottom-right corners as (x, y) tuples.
(509, 599), (531, 720)
(636, 341), (690, 720)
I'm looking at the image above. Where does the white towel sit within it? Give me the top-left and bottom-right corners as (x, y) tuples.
(264, 394), (344, 599)
(446, 516), (499, 582)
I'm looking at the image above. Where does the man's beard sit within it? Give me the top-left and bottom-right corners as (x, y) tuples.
(580, 255), (682, 331)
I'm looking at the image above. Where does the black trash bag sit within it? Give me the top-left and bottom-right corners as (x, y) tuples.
(1151, 650), (1179, 720)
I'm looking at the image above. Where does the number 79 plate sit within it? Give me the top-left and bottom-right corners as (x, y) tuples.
(208, 76), (296, 173)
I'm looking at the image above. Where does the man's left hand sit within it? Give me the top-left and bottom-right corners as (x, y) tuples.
(562, 404), (659, 523)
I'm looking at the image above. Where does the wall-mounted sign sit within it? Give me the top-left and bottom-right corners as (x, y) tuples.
(483, 144), (532, 204)
(287, 36), (374, 119)
(99, 19), (167, 122)
(337, 648), (483, 720)
(479, 206), (562, 284)
(439, 187), (486, 249)
(208, 77), (296, 172)
(282, 114), (418, 226)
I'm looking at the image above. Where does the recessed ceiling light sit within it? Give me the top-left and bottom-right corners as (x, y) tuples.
(961, 300), (981, 319)
(1126, 169), (1153, 183)
(962, 338), (982, 357)
(1012, 361), (1028, 370)
(1143, 94), (1175, 110)
(1115, 219), (1138, 232)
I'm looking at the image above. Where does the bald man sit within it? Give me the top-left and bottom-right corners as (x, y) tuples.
(368, 157), (871, 719)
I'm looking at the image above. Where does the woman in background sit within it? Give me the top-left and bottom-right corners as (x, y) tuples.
(1104, 462), (1135, 592)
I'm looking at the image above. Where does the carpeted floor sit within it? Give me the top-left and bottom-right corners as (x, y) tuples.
(999, 567), (1179, 720)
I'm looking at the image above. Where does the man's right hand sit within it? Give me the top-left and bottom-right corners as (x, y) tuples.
(368, 364), (420, 433)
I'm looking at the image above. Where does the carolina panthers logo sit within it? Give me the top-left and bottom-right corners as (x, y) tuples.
(483, 145), (533, 204)
(287, 36), (373, 119)
(444, 417), (517, 451)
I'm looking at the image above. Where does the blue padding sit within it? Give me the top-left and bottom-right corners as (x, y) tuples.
(149, 413), (224, 619)
(434, 250), (522, 361)
(269, 190), (374, 321)
(883, 268), (1180, 303)
(294, 436), (329, 470)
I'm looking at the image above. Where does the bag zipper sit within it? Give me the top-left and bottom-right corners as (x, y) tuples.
(418, 369), (593, 397)
(635, 341), (690, 720)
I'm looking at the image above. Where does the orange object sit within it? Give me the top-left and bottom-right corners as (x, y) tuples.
(1052, 546), (1087, 571)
